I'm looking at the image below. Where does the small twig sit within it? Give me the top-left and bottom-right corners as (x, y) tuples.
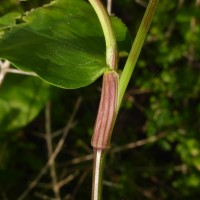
(103, 180), (122, 189)
(0, 60), (37, 87)
(65, 132), (166, 166)
(65, 154), (94, 166)
(174, 164), (188, 174)
(136, 186), (155, 199)
(6, 68), (37, 76)
(107, 0), (112, 15)
(56, 172), (79, 189)
(0, 60), (10, 86)
(135, 0), (148, 7)
(178, 0), (185, 8)
(111, 132), (166, 153)
(77, 139), (93, 154)
(17, 97), (82, 200)
(51, 128), (67, 138)
(1, 193), (8, 200)
(45, 102), (61, 200)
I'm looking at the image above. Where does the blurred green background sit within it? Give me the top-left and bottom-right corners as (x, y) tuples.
(0, 0), (200, 199)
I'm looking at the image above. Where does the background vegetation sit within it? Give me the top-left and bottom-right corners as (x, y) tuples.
(0, 0), (199, 199)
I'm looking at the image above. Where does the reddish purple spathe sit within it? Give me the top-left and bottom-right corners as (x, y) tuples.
(91, 70), (119, 149)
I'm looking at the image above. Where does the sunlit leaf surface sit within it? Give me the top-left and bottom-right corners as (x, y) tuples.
(0, 0), (130, 88)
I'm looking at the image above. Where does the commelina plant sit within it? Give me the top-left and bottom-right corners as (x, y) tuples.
(0, 0), (160, 199)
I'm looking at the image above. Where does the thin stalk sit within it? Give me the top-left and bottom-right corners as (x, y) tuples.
(92, 149), (106, 200)
(88, 0), (117, 70)
(107, 0), (112, 15)
(7, 69), (37, 76)
(0, 60), (10, 87)
(88, 2), (118, 200)
(45, 102), (61, 200)
(118, 0), (160, 109)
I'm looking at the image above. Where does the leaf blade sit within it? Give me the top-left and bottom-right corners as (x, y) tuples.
(0, 0), (130, 88)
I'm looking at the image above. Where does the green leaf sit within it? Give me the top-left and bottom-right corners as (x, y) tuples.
(0, 0), (130, 89)
(0, 12), (21, 38)
(0, 12), (21, 29)
(0, 74), (51, 132)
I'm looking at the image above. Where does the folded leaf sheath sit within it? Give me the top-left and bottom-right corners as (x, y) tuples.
(91, 70), (119, 149)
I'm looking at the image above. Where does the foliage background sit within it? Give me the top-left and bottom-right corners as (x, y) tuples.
(0, 0), (200, 199)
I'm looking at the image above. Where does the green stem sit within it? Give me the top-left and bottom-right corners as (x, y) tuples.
(88, 1), (118, 200)
(90, 1), (160, 200)
(88, 0), (118, 70)
(118, 0), (160, 109)
(92, 149), (106, 200)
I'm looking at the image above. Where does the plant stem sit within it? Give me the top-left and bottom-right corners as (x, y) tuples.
(88, 0), (117, 70)
(92, 149), (106, 200)
(107, 0), (112, 15)
(91, 70), (119, 149)
(45, 102), (61, 200)
(118, 0), (160, 109)
(88, 2), (118, 200)
(91, 70), (118, 200)
(0, 60), (10, 87)
(90, 1), (159, 200)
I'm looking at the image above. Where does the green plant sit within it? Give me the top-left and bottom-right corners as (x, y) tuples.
(1, 0), (200, 199)
(0, 0), (159, 199)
